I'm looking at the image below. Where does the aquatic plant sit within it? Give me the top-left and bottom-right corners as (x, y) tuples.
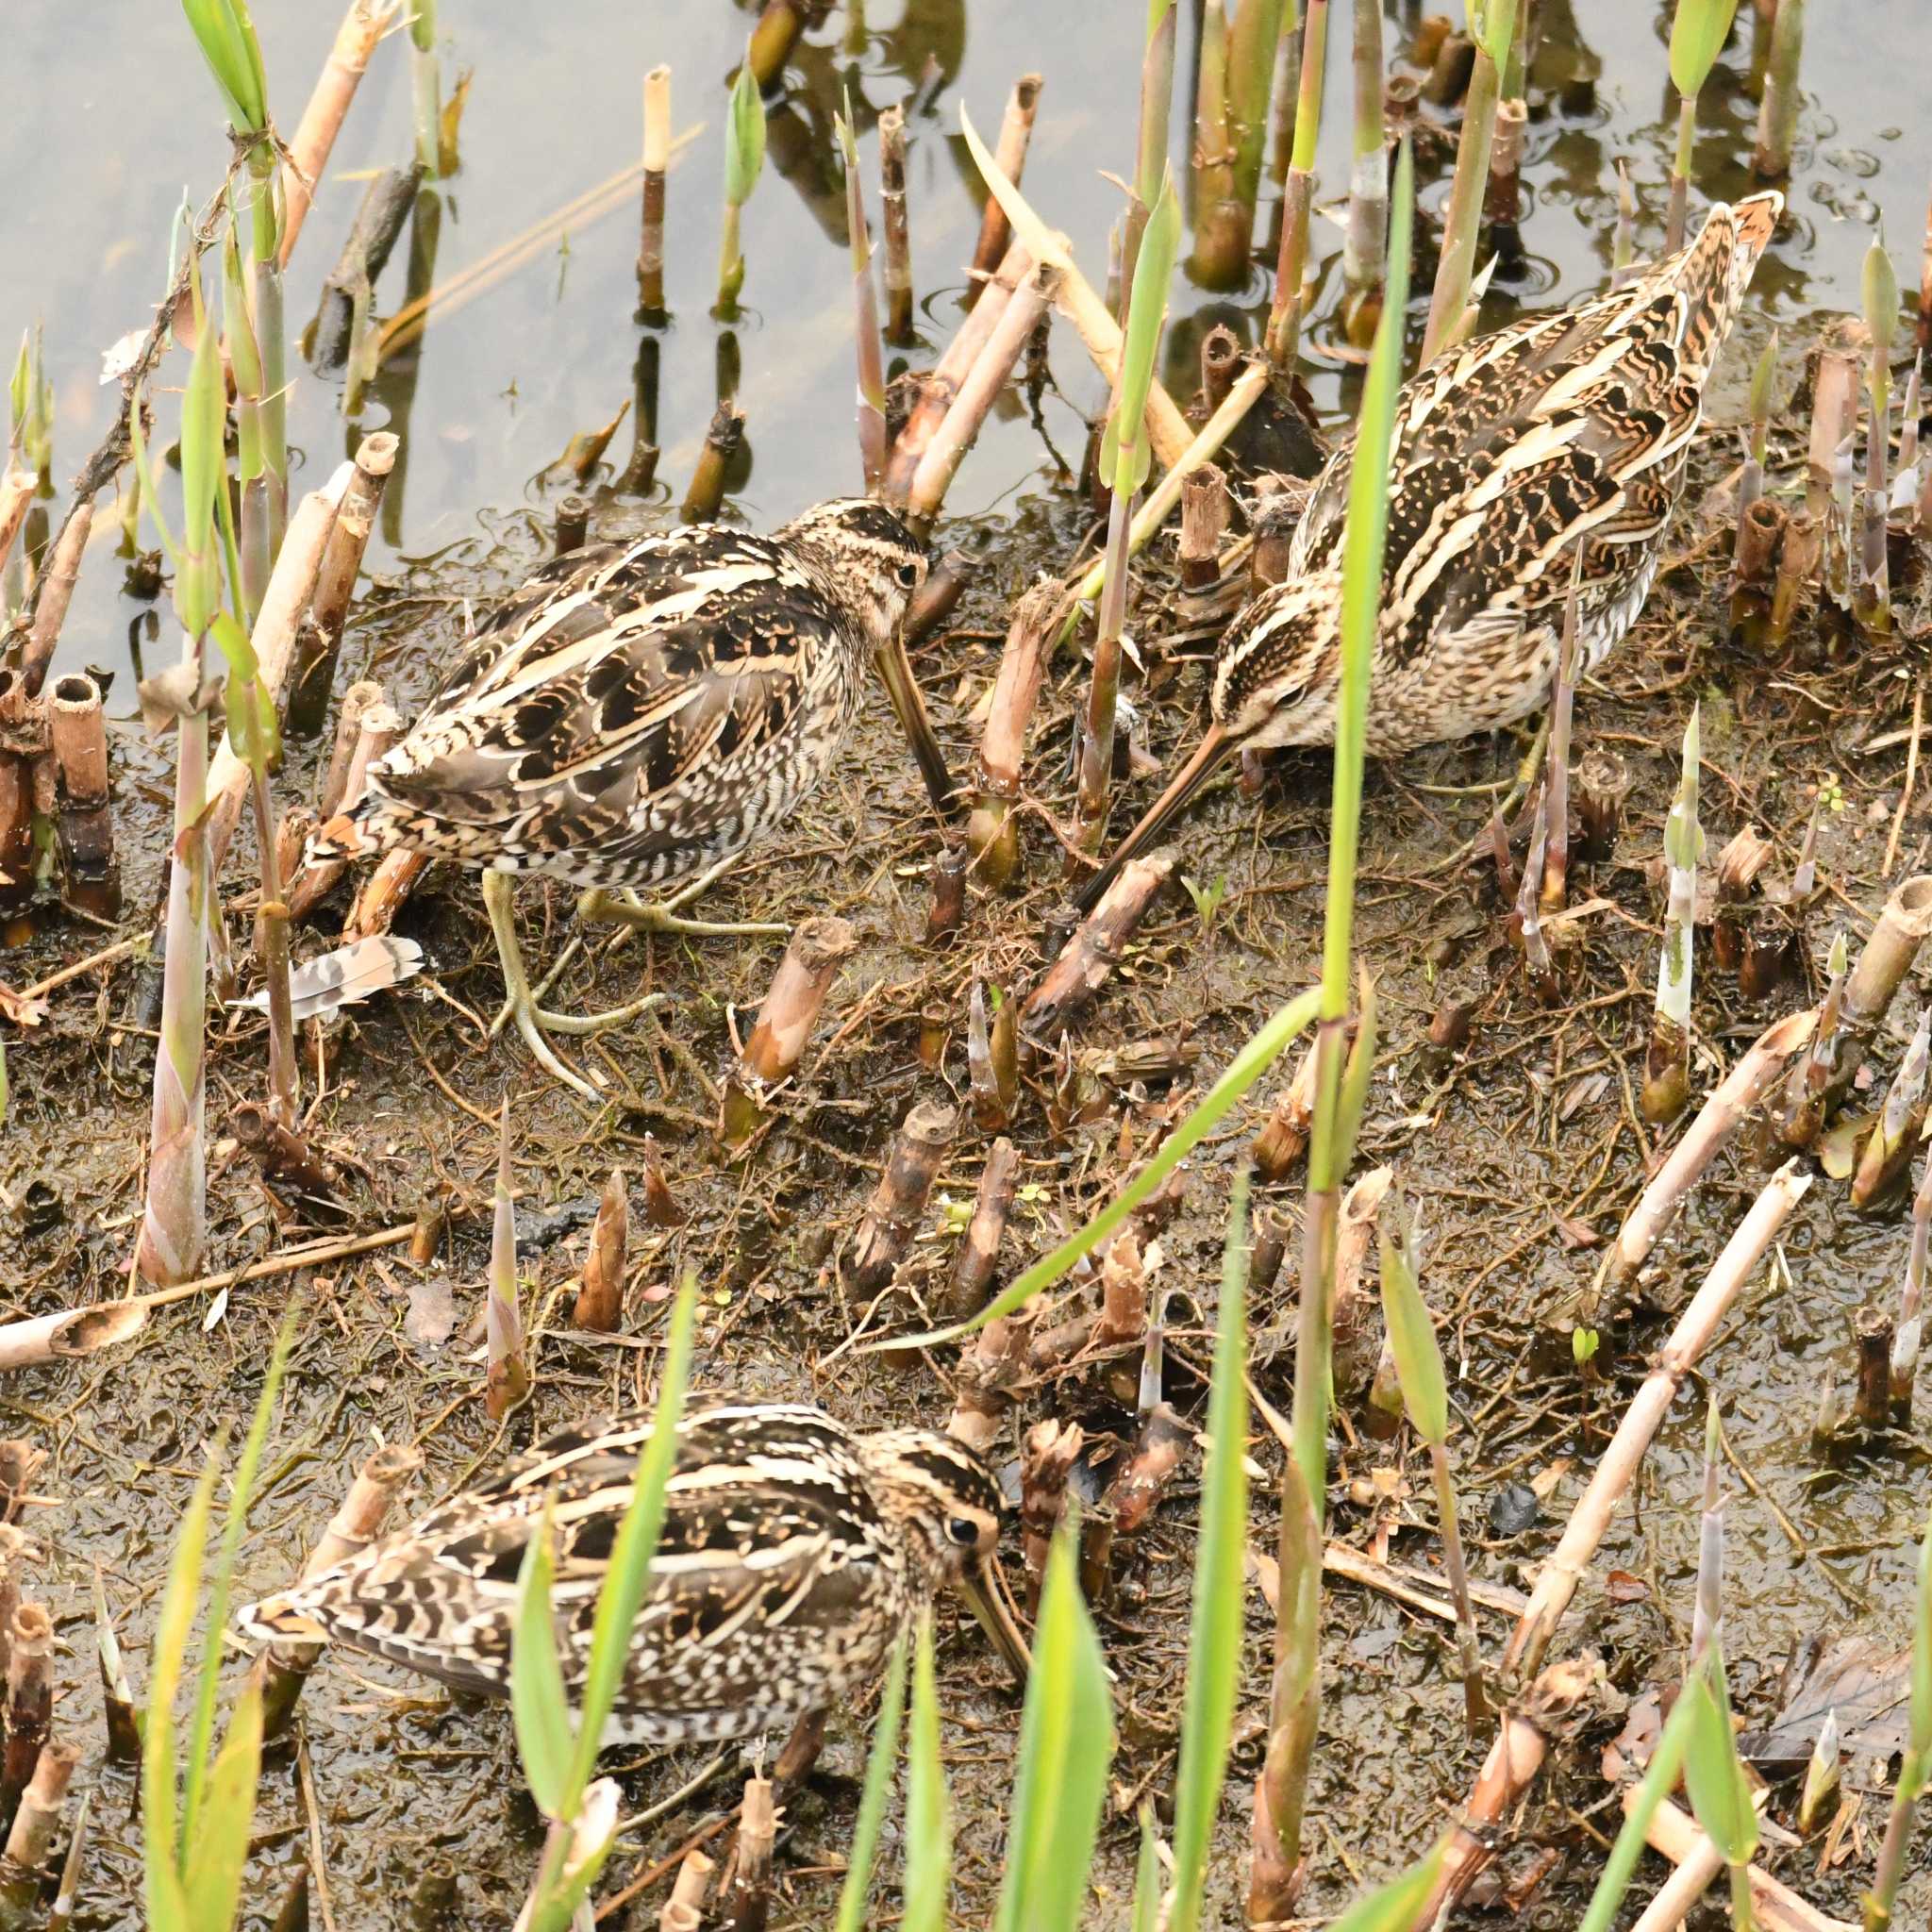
(717, 47), (767, 311)
(1666, 0), (1740, 248)
(1422, 0), (1517, 362)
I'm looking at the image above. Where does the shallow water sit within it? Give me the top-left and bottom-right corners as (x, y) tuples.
(7, 3), (1932, 1929)
(5, 1), (1928, 696)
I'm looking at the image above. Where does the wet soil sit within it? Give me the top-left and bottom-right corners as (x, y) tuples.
(6, 4), (1932, 1930)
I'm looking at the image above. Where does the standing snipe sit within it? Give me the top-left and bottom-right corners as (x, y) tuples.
(239, 1404), (1027, 1743)
(1075, 191), (1783, 911)
(322, 500), (945, 1099)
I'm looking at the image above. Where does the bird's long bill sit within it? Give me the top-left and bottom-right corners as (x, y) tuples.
(875, 625), (958, 824)
(1070, 724), (1235, 917)
(960, 1557), (1032, 1688)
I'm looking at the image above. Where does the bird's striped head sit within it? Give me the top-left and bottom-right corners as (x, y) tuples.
(1210, 569), (1346, 750)
(858, 1426), (1029, 1681)
(858, 1427), (1005, 1577)
(778, 498), (929, 650)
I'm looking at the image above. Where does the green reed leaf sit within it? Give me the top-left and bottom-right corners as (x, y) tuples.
(142, 1441), (224, 1928)
(995, 1523), (1114, 1932)
(901, 1611), (952, 1932)
(1167, 1168), (1253, 1932)
(182, 1675), (262, 1932)
(182, 1311), (292, 1852)
(724, 47), (768, 209)
(835, 1633), (910, 1932)
(510, 1500), (576, 1822)
(1578, 1675), (1698, 1932)
(1102, 165), (1180, 498)
(1379, 1188), (1448, 1447)
(1865, 228), (1900, 357)
(1324, 139), (1413, 1013)
(1668, 0), (1740, 98)
(1682, 1654), (1758, 1869)
(1325, 1840), (1452, 1932)
(181, 0), (268, 132)
(566, 1276), (698, 1804)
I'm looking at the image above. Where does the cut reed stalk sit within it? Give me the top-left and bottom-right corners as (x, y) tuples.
(1484, 95), (1528, 269)
(42, 679), (112, 919)
(0, 675), (41, 916)
(0, 1606), (50, 1821)
(955, 111), (1195, 467)
(1853, 1008), (1931, 1208)
(486, 1102), (531, 1420)
(1266, 0), (1330, 367)
(1021, 855), (1174, 1041)
(719, 917), (857, 1147)
(849, 1101), (958, 1295)
(289, 432), (396, 737)
(682, 400), (745, 522)
(946, 1138), (1020, 1320)
(1895, 1158), (1932, 1421)
(638, 65), (671, 312)
(971, 76), (1043, 284)
(905, 263), (1060, 529)
(281, 0), (398, 265)
(1516, 1161), (1811, 1679)
(1541, 547), (1584, 911)
(1341, 0), (1389, 336)
(204, 471), (351, 879)
(1790, 875), (1932, 1130)
(18, 499), (91, 695)
(258, 1442), (422, 1740)
(1421, 0), (1516, 365)
(1595, 1007), (1813, 1303)
(884, 242), (1030, 501)
(0, 1733), (75, 1884)
(878, 105), (914, 343)
(835, 107), (888, 491)
(1751, 0), (1805, 179)
(1642, 706), (1703, 1124)
(721, 1776), (775, 1932)
(1179, 462), (1229, 589)
(308, 163), (423, 372)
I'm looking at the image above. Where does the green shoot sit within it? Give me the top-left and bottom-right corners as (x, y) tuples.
(833, 1635), (910, 1932)
(717, 47), (768, 309)
(1682, 1651), (1759, 1932)
(142, 1314), (294, 1932)
(900, 1610), (952, 1932)
(993, 1521), (1114, 1932)
(1165, 1170), (1253, 1932)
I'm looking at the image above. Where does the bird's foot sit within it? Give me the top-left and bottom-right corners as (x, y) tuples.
(578, 885), (789, 940)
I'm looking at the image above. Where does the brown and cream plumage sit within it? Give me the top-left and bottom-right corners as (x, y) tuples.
(323, 499), (946, 1097)
(1076, 191), (1783, 912)
(239, 1403), (1026, 1746)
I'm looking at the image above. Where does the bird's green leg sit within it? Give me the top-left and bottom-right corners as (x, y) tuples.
(482, 871), (666, 1103)
(578, 852), (789, 939)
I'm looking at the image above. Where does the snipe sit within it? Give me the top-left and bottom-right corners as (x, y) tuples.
(1075, 191), (1784, 912)
(239, 1403), (1027, 1745)
(321, 500), (950, 1099)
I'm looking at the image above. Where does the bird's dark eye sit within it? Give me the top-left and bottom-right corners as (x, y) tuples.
(946, 1515), (981, 1547)
(895, 561), (922, 589)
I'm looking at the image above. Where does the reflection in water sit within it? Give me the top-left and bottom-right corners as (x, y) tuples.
(367, 186), (447, 551)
